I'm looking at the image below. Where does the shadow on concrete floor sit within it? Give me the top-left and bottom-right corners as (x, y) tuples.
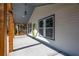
(13, 43), (41, 52)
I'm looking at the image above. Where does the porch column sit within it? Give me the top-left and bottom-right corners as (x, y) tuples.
(7, 4), (15, 52)
(0, 4), (7, 56)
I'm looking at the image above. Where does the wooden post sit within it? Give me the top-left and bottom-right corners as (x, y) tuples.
(0, 4), (7, 56)
(7, 4), (14, 52)
(8, 14), (14, 52)
(0, 3), (14, 56)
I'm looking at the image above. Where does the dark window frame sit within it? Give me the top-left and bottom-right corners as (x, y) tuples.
(38, 14), (55, 40)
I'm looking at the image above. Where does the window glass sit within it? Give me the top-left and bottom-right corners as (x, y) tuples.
(46, 28), (53, 39)
(46, 17), (53, 27)
(39, 20), (43, 27)
(29, 23), (32, 28)
(39, 28), (43, 36)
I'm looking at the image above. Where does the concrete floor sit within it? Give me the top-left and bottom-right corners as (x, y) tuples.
(9, 35), (64, 56)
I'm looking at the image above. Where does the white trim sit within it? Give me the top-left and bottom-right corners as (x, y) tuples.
(43, 19), (46, 37)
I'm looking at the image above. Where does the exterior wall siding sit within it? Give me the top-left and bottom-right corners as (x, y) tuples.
(28, 4), (79, 55)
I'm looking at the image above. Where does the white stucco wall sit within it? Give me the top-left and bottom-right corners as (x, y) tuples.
(28, 4), (79, 55)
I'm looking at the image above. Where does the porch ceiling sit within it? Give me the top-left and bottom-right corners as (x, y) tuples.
(13, 3), (50, 24)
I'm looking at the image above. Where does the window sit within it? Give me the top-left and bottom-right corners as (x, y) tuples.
(39, 20), (43, 36)
(28, 23), (32, 33)
(39, 15), (55, 40)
